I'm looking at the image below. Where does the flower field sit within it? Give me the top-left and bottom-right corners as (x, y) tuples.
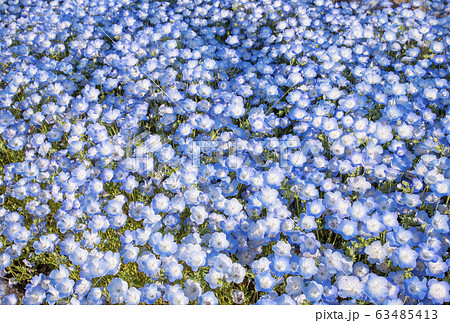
(0, 0), (449, 305)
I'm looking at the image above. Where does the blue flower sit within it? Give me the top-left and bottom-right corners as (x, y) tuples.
(364, 274), (389, 304)
(404, 276), (428, 300)
(140, 283), (161, 305)
(304, 281), (323, 303)
(123, 287), (141, 305)
(33, 234), (58, 255)
(164, 261), (184, 283)
(430, 211), (449, 233)
(107, 278), (128, 304)
(197, 291), (218, 305)
(0, 252), (12, 271)
(121, 244), (139, 264)
(137, 252), (161, 278)
(337, 219), (358, 240)
(390, 245), (419, 269)
(22, 286), (46, 305)
(255, 271), (276, 293)
(427, 279), (450, 305)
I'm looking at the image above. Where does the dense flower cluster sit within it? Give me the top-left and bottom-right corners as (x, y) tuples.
(0, 0), (449, 305)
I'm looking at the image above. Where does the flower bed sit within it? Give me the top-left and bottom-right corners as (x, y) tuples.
(0, 0), (449, 305)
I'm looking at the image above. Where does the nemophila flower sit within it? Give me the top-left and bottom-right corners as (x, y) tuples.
(362, 215), (386, 237)
(364, 274), (389, 304)
(403, 193), (422, 209)
(187, 204), (208, 225)
(430, 41), (444, 53)
(225, 263), (246, 284)
(269, 255), (291, 277)
(380, 211), (399, 231)
(151, 233), (178, 257)
(247, 219), (267, 241)
(404, 276), (428, 301)
(88, 214), (110, 232)
(33, 233), (58, 255)
(347, 176), (372, 195)
(224, 198), (243, 217)
(0, 253), (11, 271)
(365, 241), (389, 264)
(322, 281), (339, 303)
(296, 257), (318, 279)
(55, 277), (75, 298)
(183, 279), (202, 302)
(57, 213), (77, 233)
(123, 287), (141, 305)
(298, 214), (318, 232)
(255, 296), (277, 305)
(140, 283), (161, 305)
(272, 241), (292, 257)
(69, 247), (89, 266)
(107, 278), (128, 304)
(430, 177), (450, 197)
(59, 236), (80, 257)
(306, 200), (325, 218)
(204, 268), (223, 289)
(255, 271), (276, 293)
(249, 256), (270, 276)
(304, 281), (323, 303)
(167, 289), (190, 305)
(263, 165), (286, 188)
(22, 286), (46, 305)
(104, 198), (124, 217)
(197, 291), (218, 305)
(134, 228), (152, 246)
(2, 293), (18, 305)
(324, 215), (341, 232)
(390, 245), (419, 269)
(323, 249), (353, 276)
(348, 201), (369, 221)
(80, 230), (101, 249)
(86, 287), (104, 305)
(312, 264), (332, 284)
(425, 259), (448, 278)
(427, 279), (450, 305)
(212, 253), (233, 274)
(417, 242), (439, 262)
(43, 284), (57, 304)
(391, 226), (414, 247)
(337, 219), (358, 240)
(74, 278), (91, 298)
(336, 275), (364, 299)
(137, 252), (161, 277)
(164, 261), (184, 283)
(7, 136), (26, 151)
(49, 265), (70, 285)
(121, 244), (139, 264)
(209, 232), (229, 252)
(285, 276), (304, 297)
(99, 251), (121, 276)
(430, 211), (450, 233)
